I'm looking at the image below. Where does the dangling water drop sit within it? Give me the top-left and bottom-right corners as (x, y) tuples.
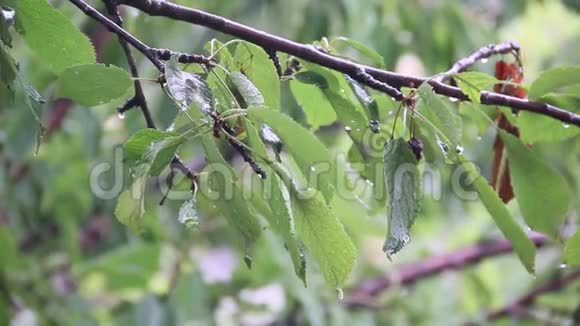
(563, 123), (570, 129)
(118, 112), (125, 120)
(336, 288), (344, 300)
(480, 58), (489, 63)
(448, 97), (458, 103)
(559, 263), (567, 269)
(455, 145), (464, 154)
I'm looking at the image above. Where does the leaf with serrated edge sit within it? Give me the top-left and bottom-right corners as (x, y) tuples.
(114, 177), (146, 232)
(458, 155), (536, 273)
(17, 0), (95, 74)
(417, 82), (462, 146)
(383, 138), (421, 257)
(57, 64), (131, 106)
(500, 131), (570, 238)
(519, 94), (580, 143)
(248, 107), (337, 203)
(230, 71), (265, 107)
(455, 71), (498, 104)
(529, 66), (580, 100)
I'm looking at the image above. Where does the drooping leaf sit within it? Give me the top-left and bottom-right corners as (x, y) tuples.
(458, 155), (536, 273)
(248, 107), (337, 203)
(330, 36), (385, 68)
(383, 138), (421, 257)
(455, 71), (498, 104)
(245, 119), (305, 282)
(528, 66), (580, 100)
(290, 75), (336, 128)
(164, 56), (212, 112)
(500, 131), (570, 238)
(17, 0), (95, 74)
(417, 82), (462, 146)
(230, 71), (264, 107)
(124, 129), (183, 176)
(233, 42), (280, 110)
(114, 177), (146, 232)
(291, 189), (357, 288)
(519, 94), (580, 143)
(564, 231), (580, 267)
(57, 64), (132, 106)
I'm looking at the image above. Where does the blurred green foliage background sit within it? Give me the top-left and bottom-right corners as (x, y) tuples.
(2, 0), (580, 325)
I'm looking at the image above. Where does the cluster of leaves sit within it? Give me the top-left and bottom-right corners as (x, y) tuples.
(2, 0), (580, 297)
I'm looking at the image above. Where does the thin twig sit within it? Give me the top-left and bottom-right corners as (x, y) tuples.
(482, 269), (580, 323)
(345, 233), (549, 308)
(115, 0), (580, 126)
(435, 41), (521, 82)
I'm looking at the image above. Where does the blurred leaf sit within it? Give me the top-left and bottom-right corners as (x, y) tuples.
(455, 71), (497, 104)
(458, 155), (536, 273)
(248, 107), (336, 203)
(0, 6), (15, 47)
(383, 138), (421, 257)
(528, 66), (580, 100)
(76, 243), (160, 290)
(0, 42), (16, 84)
(0, 225), (18, 270)
(17, 0), (95, 74)
(291, 189), (356, 288)
(230, 71), (264, 107)
(115, 177), (146, 232)
(294, 71), (329, 88)
(564, 231), (580, 267)
(331, 36), (385, 68)
(178, 197), (199, 229)
(57, 64), (132, 106)
(417, 82), (462, 146)
(233, 42), (280, 110)
(500, 131), (570, 238)
(519, 94), (580, 142)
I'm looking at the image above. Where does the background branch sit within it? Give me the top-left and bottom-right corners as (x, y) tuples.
(345, 233), (549, 308)
(116, 0), (580, 126)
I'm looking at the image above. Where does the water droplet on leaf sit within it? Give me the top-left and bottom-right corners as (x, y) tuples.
(118, 112), (125, 120)
(344, 126), (352, 132)
(559, 263), (567, 269)
(455, 145), (464, 154)
(563, 123), (570, 129)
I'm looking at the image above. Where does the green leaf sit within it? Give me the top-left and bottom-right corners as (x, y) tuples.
(500, 131), (570, 238)
(233, 42), (280, 110)
(124, 129), (183, 177)
(330, 36), (385, 68)
(164, 56), (212, 112)
(114, 177), (146, 232)
(75, 244), (160, 290)
(230, 71), (264, 107)
(57, 64), (131, 106)
(529, 66), (580, 100)
(290, 75), (336, 128)
(178, 197), (199, 229)
(292, 189), (357, 288)
(455, 71), (498, 104)
(383, 138), (421, 257)
(417, 82), (462, 146)
(519, 94), (580, 143)
(17, 0), (95, 74)
(248, 107), (337, 203)
(244, 119), (306, 282)
(564, 231), (580, 267)
(0, 42), (16, 84)
(458, 155), (536, 273)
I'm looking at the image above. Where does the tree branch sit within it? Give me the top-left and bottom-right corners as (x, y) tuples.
(345, 233), (549, 308)
(436, 41), (521, 82)
(483, 269), (580, 323)
(114, 0), (580, 126)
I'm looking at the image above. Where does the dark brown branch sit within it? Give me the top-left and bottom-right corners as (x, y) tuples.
(345, 233), (549, 308)
(436, 41), (521, 82)
(116, 0), (580, 127)
(483, 269), (580, 323)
